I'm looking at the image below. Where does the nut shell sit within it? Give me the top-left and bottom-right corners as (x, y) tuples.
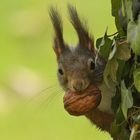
(63, 85), (101, 116)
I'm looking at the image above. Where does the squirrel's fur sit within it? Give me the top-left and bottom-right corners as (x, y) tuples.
(49, 5), (114, 133)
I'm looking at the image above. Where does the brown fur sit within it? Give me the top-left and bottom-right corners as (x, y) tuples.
(86, 109), (114, 133)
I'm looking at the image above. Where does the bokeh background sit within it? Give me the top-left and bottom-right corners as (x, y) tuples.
(0, 0), (116, 140)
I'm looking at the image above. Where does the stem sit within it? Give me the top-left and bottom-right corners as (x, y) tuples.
(107, 32), (118, 37)
(129, 124), (139, 140)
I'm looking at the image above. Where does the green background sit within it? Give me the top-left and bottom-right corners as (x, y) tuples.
(0, 0), (116, 139)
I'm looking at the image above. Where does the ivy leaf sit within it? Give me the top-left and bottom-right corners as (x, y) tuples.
(110, 120), (119, 139)
(116, 106), (126, 124)
(111, 0), (121, 16)
(121, 0), (126, 17)
(111, 107), (130, 140)
(111, 86), (121, 113)
(117, 60), (126, 82)
(125, 0), (133, 21)
(121, 81), (133, 119)
(127, 16), (140, 55)
(133, 68), (140, 93)
(96, 30), (113, 59)
(111, 0), (125, 35)
(116, 43), (131, 60)
(104, 57), (118, 86)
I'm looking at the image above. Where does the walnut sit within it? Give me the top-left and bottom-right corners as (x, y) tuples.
(63, 85), (101, 116)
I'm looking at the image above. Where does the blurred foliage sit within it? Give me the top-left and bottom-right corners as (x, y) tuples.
(0, 0), (116, 140)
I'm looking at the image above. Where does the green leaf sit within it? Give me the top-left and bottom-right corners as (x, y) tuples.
(116, 60), (126, 82)
(104, 57), (118, 86)
(121, 81), (133, 119)
(110, 120), (120, 139)
(116, 43), (131, 60)
(111, 0), (125, 35)
(133, 68), (140, 93)
(111, 86), (121, 113)
(111, 107), (130, 140)
(125, 0), (133, 21)
(111, 0), (121, 16)
(96, 31), (113, 59)
(119, 126), (130, 140)
(116, 106), (125, 124)
(127, 16), (140, 55)
(121, 0), (126, 17)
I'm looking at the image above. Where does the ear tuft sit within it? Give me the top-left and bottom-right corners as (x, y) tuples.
(49, 7), (65, 59)
(68, 4), (95, 52)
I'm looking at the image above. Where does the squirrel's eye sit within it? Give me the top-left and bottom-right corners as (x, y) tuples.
(88, 58), (95, 71)
(58, 68), (64, 75)
(90, 61), (95, 70)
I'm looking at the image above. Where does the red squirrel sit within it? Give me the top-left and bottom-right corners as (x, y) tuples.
(49, 5), (114, 133)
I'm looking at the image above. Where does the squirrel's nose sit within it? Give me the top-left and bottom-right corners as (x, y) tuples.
(71, 79), (88, 92)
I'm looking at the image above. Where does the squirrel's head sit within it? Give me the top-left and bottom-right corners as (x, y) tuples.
(49, 5), (105, 92)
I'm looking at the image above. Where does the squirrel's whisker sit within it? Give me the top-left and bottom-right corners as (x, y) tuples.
(38, 88), (63, 110)
(27, 83), (60, 103)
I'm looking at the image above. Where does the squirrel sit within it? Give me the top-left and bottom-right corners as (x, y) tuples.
(49, 3), (140, 139)
(49, 5), (115, 133)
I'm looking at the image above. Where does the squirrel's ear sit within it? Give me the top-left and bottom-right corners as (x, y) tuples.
(49, 7), (65, 59)
(53, 37), (64, 59)
(87, 38), (96, 53)
(68, 5), (95, 53)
